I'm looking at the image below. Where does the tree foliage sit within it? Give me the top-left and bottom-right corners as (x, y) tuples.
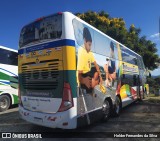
(147, 76), (160, 93)
(76, 11), (160, 70)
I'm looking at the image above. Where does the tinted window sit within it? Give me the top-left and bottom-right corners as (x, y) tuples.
(94, 31), (110, 56)
(137, 56), (145, 69)
(120, 45), (137, 65)
(19, 14), (62, 48)
(0, 48), (18, 66)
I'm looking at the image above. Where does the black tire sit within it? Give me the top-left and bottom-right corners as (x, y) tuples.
(113, 96), (121, 117)
(0, 95), (11, 112)
(102, 99), (111, 122)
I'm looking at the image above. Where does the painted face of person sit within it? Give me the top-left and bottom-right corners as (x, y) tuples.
(84, 39), (92, 53)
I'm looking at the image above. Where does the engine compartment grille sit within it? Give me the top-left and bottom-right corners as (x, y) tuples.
(21, 59), (61, 90)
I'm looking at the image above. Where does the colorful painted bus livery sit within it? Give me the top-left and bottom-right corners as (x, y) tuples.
(0, 46), (18, 112)
(18, 12), (148, 129)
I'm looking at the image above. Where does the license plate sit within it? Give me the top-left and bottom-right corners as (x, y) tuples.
(33, 117), (43, 123)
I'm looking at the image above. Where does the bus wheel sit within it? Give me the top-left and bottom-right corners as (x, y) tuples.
(0, 95), (11, 112)
(102, 99), (111, 122)
(113, 96), (121, 117)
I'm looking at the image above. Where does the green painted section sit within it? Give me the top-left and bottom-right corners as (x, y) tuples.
(118, 64), (123, 76)
(10, 83), (18, 89)
(0, 72), (10, 80)
(63, 70), (77, 98)
(10, 77), (18, 83)
(19, 70), (77, 98)
(125, 84), (131, 96)
(0, 83), (5, 86)
(19, 71), (64, 98)
(12, 94), (19, 104)
(0, 71), (18, 89)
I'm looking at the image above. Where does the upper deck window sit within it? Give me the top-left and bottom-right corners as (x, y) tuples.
(120, 45), (137, 65)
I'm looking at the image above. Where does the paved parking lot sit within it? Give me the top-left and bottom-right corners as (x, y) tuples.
(0, 101), (160, 141)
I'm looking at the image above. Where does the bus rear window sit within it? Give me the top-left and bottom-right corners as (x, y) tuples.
(19, 14), (62, 48)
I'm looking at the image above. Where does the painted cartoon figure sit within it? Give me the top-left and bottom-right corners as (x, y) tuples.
(77, 27), (102, 93)
(104, 41), (116, 87)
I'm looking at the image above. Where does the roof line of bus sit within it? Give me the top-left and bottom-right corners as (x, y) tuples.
(0, 45), (18, 53)
(64, 11), (141, 57)
(20, 12), (63, 30)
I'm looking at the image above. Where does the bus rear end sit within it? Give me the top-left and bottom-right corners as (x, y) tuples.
(18, 12), (77, 129)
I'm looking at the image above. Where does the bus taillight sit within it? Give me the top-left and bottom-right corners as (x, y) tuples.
(58, 82), (74, 112)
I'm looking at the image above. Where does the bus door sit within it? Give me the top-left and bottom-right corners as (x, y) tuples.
(137, 75), (142, 100)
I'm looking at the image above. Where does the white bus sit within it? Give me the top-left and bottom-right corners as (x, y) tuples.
(0, 46), (18, 112)
(18, 12), (147, 129)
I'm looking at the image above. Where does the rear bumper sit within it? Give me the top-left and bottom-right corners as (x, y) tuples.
(19, 105), (77, 129)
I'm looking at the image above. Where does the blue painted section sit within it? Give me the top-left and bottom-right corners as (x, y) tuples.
(0, 81), (10, 85)
(18, 39), (75, 54)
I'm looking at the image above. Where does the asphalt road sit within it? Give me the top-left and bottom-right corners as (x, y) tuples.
(0, 101), (160, 141)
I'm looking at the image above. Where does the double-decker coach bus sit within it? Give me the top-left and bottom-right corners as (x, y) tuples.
(18, 12), (147, 129)
(0, 46), (18, 112)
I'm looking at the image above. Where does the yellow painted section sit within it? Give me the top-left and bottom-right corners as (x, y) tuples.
(120, 85), (128, 99)
(117, 43), (122, 61)
(18, 46), (76, 74)
(62, 46), (76, 70)
(122, 61), (139, 74)
(99, 85), (106, 94)
(144, 84), (149, 94)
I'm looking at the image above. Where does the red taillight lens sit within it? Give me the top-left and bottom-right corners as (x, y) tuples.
(36, 17), (44, 22)
(58, 82), (74, 112)
(58, 12), (62, 15)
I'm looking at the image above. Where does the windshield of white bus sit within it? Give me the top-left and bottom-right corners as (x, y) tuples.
(19, 14), (62, 48)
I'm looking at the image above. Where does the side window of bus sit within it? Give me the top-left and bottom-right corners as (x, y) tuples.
(120, 46), (137, 65)
(121, 51), (135, 65)
(137, 57), (141, 68)
(137, 56), (145, 69)
(72, 18), (95, 53)
(94, 32), (109, 56)
(93, 32), (119, 63)
(142, 58), (145, 69)
(8, 51), (18, 66)
(0, 48), (18, 66)
(133, 58), (138, 65)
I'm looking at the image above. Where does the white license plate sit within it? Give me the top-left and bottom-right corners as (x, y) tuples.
(33, 117), (43, 123)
